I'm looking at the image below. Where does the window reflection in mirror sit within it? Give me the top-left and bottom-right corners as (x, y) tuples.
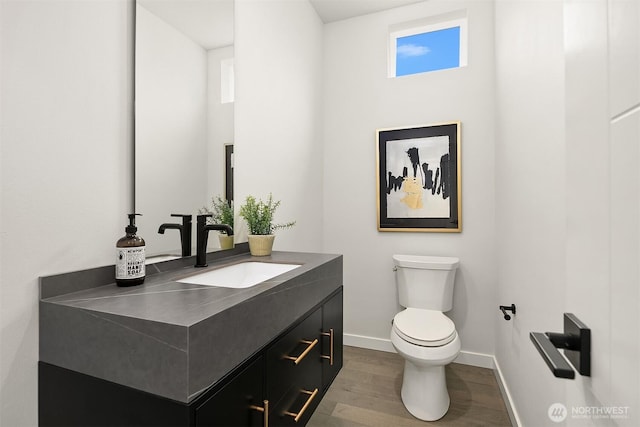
(135, 0), (234, 261)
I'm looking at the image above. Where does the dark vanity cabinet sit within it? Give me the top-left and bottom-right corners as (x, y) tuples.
(321, 288), (343, 391)
(267, 308), (322, 426)
(198, 288), (343, 427)
(40, 288), (343, 427)
(195, 356), (266, 427)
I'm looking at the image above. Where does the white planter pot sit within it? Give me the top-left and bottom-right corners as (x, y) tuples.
(218, 234), (234, 250)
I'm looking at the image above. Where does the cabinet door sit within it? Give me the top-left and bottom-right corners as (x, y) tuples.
(39, 362), (190, 427)
(321, 289), (343, 391)
(196, 356), (266, 427)
(267, 309), (322, 426)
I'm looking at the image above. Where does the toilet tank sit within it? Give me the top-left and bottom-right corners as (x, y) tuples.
(393, 255), (459, 311)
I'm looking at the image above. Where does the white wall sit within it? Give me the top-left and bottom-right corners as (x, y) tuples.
(564, 1), (612, 422)
(0, 1), (133, 425)
(495, 0), (640, 425)
(494, 1), (566, 424)
(607, 0), (640, 420)
(234, 0), (324, 251)
(207, 46), (234, 203)
(322, 1), (497, 359)
(135, 4), (207, 256)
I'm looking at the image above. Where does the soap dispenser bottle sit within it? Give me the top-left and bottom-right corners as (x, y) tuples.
(116, 213), (146, 287)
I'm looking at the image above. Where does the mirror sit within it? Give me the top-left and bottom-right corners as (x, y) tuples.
(135, 0), (235, 260)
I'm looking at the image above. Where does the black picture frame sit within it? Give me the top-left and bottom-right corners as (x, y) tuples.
(376, 122), (461, 232)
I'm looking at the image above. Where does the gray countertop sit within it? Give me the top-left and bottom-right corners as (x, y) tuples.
(39, 251), (343, 403)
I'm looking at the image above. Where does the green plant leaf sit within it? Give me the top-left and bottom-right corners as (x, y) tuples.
(200, 195), (234, 229)
(239, 193), (296, 235)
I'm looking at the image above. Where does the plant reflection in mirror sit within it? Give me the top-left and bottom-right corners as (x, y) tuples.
(200, 195), (234, 230)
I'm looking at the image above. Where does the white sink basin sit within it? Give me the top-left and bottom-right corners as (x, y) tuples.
(178, 262), (301, 288)
(146, 255), (181, 264)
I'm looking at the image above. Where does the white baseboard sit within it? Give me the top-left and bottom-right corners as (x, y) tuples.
(344, 333), (396, 353)
(344, 333), (494, 368)
(454, 350), (494, 369)
(344, 333), (520, 427)
(492, 357), (522, 427)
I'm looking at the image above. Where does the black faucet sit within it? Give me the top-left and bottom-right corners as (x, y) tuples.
(158, 214), (192, 257)
(195, 214), (234, 267)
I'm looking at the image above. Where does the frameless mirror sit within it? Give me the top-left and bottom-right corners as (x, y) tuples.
(135, 0), (235, 260)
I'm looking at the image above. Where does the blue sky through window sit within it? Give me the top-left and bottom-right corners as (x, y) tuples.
(396, 26), (461, 76)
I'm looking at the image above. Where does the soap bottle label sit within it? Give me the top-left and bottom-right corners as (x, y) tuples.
(116, 247), (146, 280)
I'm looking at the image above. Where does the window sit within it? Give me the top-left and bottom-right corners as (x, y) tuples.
(389, 17), (467, 78)
(221, 58), (234, 103)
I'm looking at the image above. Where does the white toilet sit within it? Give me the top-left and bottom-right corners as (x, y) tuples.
(390, 254), (460, 421)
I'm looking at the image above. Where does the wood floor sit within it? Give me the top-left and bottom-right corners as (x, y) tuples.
(308, 346), (512, 427)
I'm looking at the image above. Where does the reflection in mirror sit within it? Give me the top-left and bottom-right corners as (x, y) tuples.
(135, 0), (234, 261)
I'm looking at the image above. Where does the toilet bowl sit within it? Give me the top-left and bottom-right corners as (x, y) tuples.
(391, 309), (460, 421)
(390, 255), (460, 421)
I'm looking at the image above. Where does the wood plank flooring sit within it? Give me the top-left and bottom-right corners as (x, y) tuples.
(308, 346), (512, 427)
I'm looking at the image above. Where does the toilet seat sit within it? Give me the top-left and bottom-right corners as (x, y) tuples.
(393, 308), (456, 347)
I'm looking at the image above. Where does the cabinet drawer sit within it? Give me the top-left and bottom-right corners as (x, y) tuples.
(267, 308), (322, 425)
(270, 386), (321, 427)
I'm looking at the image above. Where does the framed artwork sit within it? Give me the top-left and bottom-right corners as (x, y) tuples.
(376, 122), (461, 232)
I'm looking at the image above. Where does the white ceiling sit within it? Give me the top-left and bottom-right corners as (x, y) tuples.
(309, 0), (425, 23)
(138, 0), (234, 50)
(137, 0), (425, 50)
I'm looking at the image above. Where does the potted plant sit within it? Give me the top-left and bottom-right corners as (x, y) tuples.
(200, 196), (235, 249)
(239, 193), (295, 256)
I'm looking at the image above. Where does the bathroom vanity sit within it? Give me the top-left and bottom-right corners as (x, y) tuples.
(39, 249), (343, 426)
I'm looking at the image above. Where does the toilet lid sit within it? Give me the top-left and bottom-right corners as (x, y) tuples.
(393, 308), (456, 347)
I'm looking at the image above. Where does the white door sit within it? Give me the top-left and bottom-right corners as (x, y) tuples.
(563, 0), (639, 425)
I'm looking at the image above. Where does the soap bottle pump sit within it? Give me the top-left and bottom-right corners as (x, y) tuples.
(116, 213), (146, 287)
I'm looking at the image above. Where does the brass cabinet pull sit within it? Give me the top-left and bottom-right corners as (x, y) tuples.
(283, 339), (318, 365)
(249, 399), (269, 427)
(283, 389), (319, 422)
(321, 328), (334, 366)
